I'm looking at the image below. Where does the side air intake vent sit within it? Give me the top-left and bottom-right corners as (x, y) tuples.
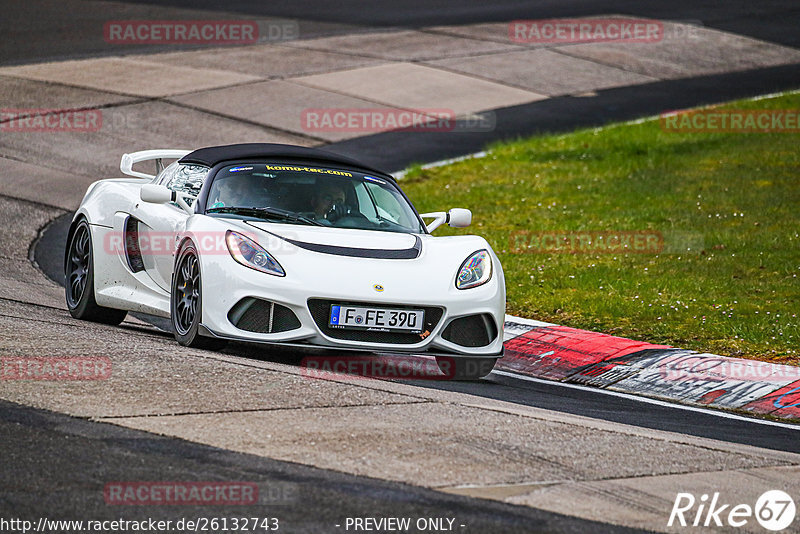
(124, 216), (145, 273)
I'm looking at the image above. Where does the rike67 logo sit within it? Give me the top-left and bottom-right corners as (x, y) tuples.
(669, 490), (796, 531)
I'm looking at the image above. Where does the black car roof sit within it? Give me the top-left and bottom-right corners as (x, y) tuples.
(179, 143), (390, 177)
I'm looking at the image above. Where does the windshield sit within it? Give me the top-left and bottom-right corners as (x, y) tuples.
(205, 163), (426, 234)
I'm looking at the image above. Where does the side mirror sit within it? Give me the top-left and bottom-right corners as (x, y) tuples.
(420, 208), (472, 232)
(447, 208), (472, 228)
(140, 184), (173, 204)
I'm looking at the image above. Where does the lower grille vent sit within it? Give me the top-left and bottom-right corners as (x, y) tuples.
(307, 299), (443, 344)
(228, 298), (301, 333)
(441, 314), (497, 347)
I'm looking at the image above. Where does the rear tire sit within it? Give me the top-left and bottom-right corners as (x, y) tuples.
(65, 219), (127, 325)
(171, 242), (227, 350)
(436, 356), (497, 380)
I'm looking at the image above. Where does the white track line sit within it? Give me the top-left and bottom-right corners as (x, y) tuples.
(392, 151), (487, 178)
(492, 370), (800, 431)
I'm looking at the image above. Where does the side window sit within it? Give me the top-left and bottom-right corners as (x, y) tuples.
(155, 161), (178, 185)
(364, 182), (412, 226)
(353, 182), (378, 219)
(165, 164), (209, 203)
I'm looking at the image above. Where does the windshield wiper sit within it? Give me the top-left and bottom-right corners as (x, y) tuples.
(206, 206), (324, 226)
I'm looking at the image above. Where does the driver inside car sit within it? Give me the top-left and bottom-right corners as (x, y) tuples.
(209, 176), (251, 209)
(210, 175), (273, 209)
(311, 181), (348, 223)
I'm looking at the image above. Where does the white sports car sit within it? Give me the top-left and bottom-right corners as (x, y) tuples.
(65, 143), (505, 378)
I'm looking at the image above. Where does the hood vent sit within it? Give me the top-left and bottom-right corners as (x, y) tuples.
(282, 234), (421, 259)
(247, 223), (422, 259)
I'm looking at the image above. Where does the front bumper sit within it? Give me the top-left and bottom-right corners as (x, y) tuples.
(198, 323), (505, 360)
(199, 250), (505, 357)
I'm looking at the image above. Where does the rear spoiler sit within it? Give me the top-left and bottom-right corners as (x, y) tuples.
(120, 149), (192, 179)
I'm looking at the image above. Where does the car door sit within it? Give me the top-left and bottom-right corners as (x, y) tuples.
(132, 163), (209, 291)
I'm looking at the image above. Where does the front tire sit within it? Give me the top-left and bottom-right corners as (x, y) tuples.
(436, 356), (497, 380)
(65, 219), (127, 325)
(171, 242), (226, 350)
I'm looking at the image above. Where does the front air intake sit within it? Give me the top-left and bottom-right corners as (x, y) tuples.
(441, 314), (498, 347)
(228, 298), (301, 333)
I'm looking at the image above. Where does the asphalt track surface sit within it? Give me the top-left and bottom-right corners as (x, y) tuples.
(3, 0), (799, 65)
(1, 400), (643, 533)
(7, 1), (800, 531)
(113, 0), (800, 48)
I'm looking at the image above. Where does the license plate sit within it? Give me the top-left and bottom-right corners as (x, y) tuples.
(329, 305), (424, 332)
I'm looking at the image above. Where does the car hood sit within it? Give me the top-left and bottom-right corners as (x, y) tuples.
(189, 216), (500, 304)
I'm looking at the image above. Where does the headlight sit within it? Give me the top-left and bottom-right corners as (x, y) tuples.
(225, 231), (285, 276)
(456, 249), (492, 289)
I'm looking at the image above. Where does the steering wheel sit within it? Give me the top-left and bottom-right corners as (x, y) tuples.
(324, 203), (347, 223)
